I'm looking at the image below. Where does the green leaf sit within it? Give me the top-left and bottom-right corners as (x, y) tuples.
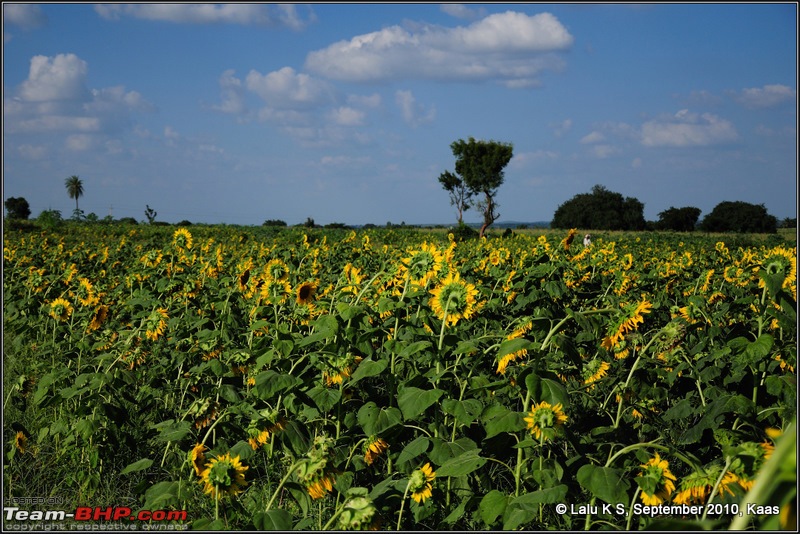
(479, 490), (508, 526)
(496, 337), (532, 359)
(442, 398), (484, 426)
(576, 464), (630, 505)
(349, 357), (387, 384)
(525, 372), (568, 407)
(254, 370), (300, 400)
(396, 436), (430, 470)
(120, 458), (153, 475)
(143, 481), (179, 510)
(230, 440), (256, 461)
(357, 402), (402, 436)
(306, 385), (342, 413)
(397, 386), (445, 420)
(429, 437), (478, 466)
(436, 449), (487, 477)
(152, 420), (191, 443)
(482, 404), (525, 439)
(397, 340), (433, 359)
(253, 510), (292, 531)
(513, 485), (568, 505)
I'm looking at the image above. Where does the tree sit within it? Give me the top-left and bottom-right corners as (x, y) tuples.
(699, 201), (777, 233)
(4, 197), (31, 220)
(656, 206), (701, 232)
(65, 175), (84, 212)
(551, 184), (646, 230)
(144, 205), (157, 224)
(438, 170), (471, 224)
(445, 137), (514, 238)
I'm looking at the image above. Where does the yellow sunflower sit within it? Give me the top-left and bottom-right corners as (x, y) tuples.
(409, 463), (436, 504)
(172, 228), (193, 250)
(13, 431), (27, 455)
(602, 299), (652, 350)
(524, 401), (568, 441)
(307, 472), (336, 500)
(199, 452), (248, 500)
(638, 453), (677, 505)
(49, 297), (73, 322)
(144, 308), (169, 342)
(87, 304), (109, 332)
(583, 360), (610, 388)
(296, 281), (317, 305)
(190, 443), (207, 476)
(364, 437), (389, 466)
(429, 271), (479, 327)
(401, 242), (445, 289)
(75, 277), (98, 307)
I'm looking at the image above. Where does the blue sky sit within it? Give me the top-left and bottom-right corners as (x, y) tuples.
(3, 3), (797, 226)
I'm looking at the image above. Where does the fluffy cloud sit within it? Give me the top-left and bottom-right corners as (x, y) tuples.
(19, 53), (89, 102)
(733, 84), (796, 109)
(328, 106), (366, 126)
(640, 109), (738, 147)
(440, 4), (487, 20)
(245, 67), (333, 110)
(94, 3), (313, 29)
(3, 3), (47, 29)
(305, 11), (573, 87)
(395, 90), (436, 127)
(580, 131), (605, 144)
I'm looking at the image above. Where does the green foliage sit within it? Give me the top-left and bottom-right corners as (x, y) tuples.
(552, 184), (646, 230)
(262, 219), (288, 227)
(5, 197), (31, 220)
(438, 170), (471, 224)
(144, 204), (157, 224)
(36, 208), (63, 229)
(700, 201), (778, 233)
(64, 175), (84, 211)
(656, 206), (701, 232)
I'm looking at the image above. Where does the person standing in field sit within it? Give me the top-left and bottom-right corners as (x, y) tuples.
(583, 234), (592, 247)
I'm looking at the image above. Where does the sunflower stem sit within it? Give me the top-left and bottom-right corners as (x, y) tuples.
(265, 459), (306, 512)
(701, 455), (733, 521)
(515, 387), (532, 497)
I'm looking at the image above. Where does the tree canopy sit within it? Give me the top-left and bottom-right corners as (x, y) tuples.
(442, 137), (513, 238)
(65, 175), (84, 211)
(699, 201), (777, 233)
(551, 184), (646, 230)
(5, 197), (31, 220)
(656, 206), (702, 232)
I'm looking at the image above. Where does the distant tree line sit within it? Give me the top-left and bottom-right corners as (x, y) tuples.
(551, 184), (784, 233)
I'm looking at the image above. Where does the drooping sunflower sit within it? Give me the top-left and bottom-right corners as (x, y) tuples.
(562, 228), (577, 251)
(13, 431), (27, 455)
(140, 249), (163, 269)
(87, 304), (109, 332)
(638, 453), (677, 506)
(49, 297), (73, 322)
(429, 271), (479, 327)
(144, 308), (169, 342)
(602, 299), (653, 350)
(364, 437), (389, 466)
(296, 281), (317, 305)
(583, 359), (610, 388)
(673, 465), (737, 505)
(172, 228), (193, 251)
(409, 463), (436, 504)
(341, 263), (364, 295)
(524, 401), (568, 441)
(307, 472), (337, 500)
(400, 242), (445, 290)
(190, 443), (207, 476)
(199, 452), (248, 500)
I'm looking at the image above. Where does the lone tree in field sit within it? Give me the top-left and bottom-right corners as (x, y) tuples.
(4, 197), (31, 220)
(443, 137), (513, 238)
(552, 184), (646, 230)
(699, 201), (777, 233)
(65, 175), (84, 213)
(438, 170), (471, 224)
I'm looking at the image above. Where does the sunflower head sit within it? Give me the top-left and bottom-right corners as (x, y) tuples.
(296, 281), (317, 305)
(364, 437), (389, 466)
(637, 453), (676, 505)
(338, 488), (378, 530)
(190, 443), (206, 476)
(429, 271), (479, 326)
(199, 452), (248, 500)
(172, 228), (193, 250)
(409, 463), (436, 504)
(49, 297), (73, 322)
(523, 401), (568, 441)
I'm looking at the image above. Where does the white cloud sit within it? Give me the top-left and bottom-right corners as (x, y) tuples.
(395, 90), (436, 127)
(509, 150), (558, 169)
(580, 131), (605, 144)
(347, 93), (382, 108)
(66, 134), (94, 151)
(440, 4), (486, 20)
(328, 106), (365, 126)
(245, 67), (332, 109)
(213, 69), (246, 115)
(94, 3), (313, 29)
(3, 3), (47, 33)
(305, 11), (573, 87)
(550, 118), (572, 137)
(17, 144), (48, 160)
(640, 109), (738, 147)
(590, 144), (619, 159)
(19, 54), (89, 102)
(733, 84), (796, 109)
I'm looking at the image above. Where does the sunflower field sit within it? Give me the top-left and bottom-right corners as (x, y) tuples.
(3, 224), (796, 530)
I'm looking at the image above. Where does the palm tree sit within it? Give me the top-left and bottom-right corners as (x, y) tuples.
(65, 175), (84, 212)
